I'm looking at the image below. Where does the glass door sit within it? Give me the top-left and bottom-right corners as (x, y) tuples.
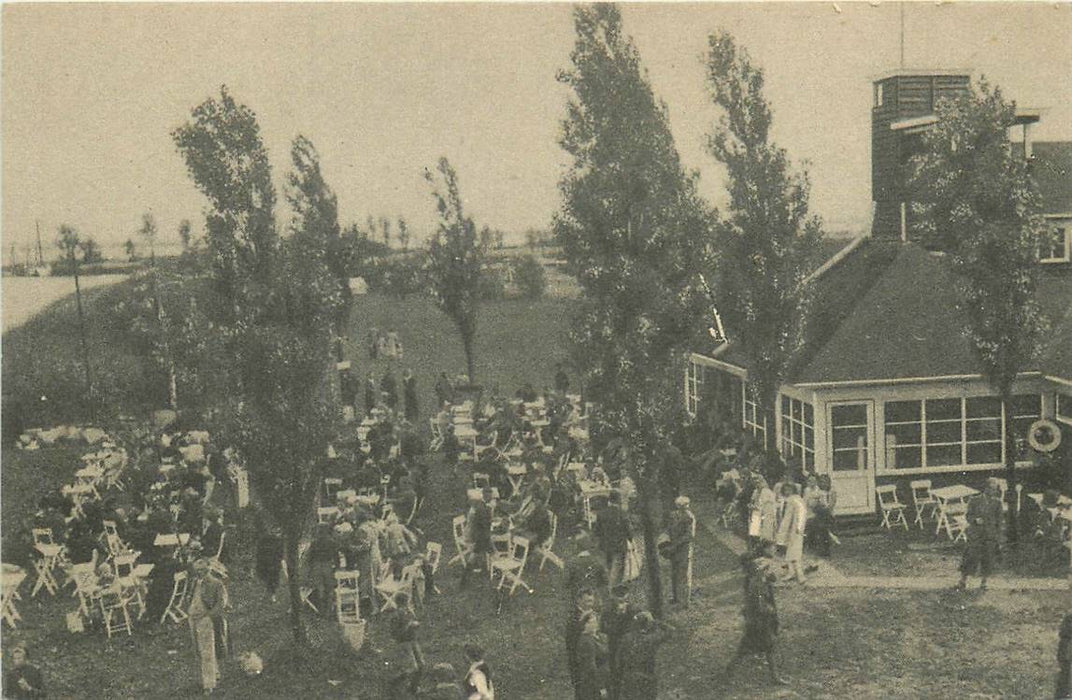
(828, 401), (875, 515)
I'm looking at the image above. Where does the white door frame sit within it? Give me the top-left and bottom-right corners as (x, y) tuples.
(827, 400), (876, 515)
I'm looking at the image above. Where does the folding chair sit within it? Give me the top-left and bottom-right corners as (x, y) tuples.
(160, 570), (190, 625)
(334, 570), (361, 624)
(909, 480), (938, 528)
(491, 536), (533, 595)
(536, 512), (565, 573)
(374, 562), (418, 614)
(875, 485), (909, 530)
(31, 531), (64, 598)
(69, 562), (99, 618)
(99, 587), (134, 638)
(323, 478), (343, 505)
(448, 514), (471, 567)
(2, 569), (27, 629)
(941, 501), (969, 541)
(113, 553), (146, 618)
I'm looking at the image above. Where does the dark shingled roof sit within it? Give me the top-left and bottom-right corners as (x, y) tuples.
(1031, 142), (1072, 215)
(711, 242), (1072, 385)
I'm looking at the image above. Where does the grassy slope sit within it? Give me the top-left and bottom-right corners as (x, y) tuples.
(1, 291), (1064, 698)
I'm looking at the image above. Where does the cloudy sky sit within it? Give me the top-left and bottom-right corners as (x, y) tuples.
(3, 2), (1070, 260)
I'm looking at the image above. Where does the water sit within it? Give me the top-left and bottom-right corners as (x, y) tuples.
(1, 275), (126, 332)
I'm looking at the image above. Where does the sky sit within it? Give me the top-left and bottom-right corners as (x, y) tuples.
(3, 2), (1071, 263)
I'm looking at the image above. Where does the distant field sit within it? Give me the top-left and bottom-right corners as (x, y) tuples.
(2, 274), (126, 331)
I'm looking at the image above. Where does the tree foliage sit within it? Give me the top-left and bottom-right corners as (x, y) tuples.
(705, 31), (823, 419)
(908, 80), (1046, 524)
(513, 254), (547, 299)
(555, 4), (715, 616)
(173, 85), (279, 318)
(425, 157), (488, 384)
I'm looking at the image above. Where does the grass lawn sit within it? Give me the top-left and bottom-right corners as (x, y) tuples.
(2, 290), (1068, 698)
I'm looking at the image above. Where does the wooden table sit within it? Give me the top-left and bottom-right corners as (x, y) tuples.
(931, 484), (979, 537)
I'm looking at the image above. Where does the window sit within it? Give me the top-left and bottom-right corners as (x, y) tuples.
(884, 396), (1003, 470)
(781, 396), (815, 471)
(1041, 225), (1070, 263)
(1009, 394), (1041, 442)
(874, 82), (885, 108)
(1057, 393), (1072, 426)
(743, 385), (767, 448)
(685, 360), (705, 416)
(830, 404), (869, 472)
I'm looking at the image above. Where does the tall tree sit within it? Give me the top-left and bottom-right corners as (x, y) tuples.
(286, 135), (349, 331)
(909, 80), (1046, 535)
(77, 237), (103, 264)
(397, 216), (410, 252)
(123, 238), (138, 262)
(139, 212), (158, 262)
(704, 31), (823, 446)
(425, 157), (488, 385)
(556, 4), (715, 617)
(381, 216), (392, 249)
(56, 225), (93, 406)
(173, 85), (279, 320)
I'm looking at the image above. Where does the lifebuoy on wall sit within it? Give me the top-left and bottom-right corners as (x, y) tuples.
(1027, 418), (1062, 453)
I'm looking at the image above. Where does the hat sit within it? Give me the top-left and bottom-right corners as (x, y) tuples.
(674, 496), (690, 508)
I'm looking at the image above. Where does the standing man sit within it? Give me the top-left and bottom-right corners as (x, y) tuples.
(724, 555), (787, 686)
(188, 558), (229, 694)
(618, 611), (674, 700)
(601, 584), (640, 700)
(403, 369), (420, 423)
(566, 588), (598, 696)
(955, 478), (1003, 592)
(668, 496), (696, 607)
(595, 497), (632, 587)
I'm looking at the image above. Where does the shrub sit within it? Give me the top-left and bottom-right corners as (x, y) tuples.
(477, 266), (506, 300)
(513, 255), (547, 299)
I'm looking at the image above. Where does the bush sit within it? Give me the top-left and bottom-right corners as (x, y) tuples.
(478, 267), (506, 300)
(365, 255), (427, 298)
(513, 255), (547, 299)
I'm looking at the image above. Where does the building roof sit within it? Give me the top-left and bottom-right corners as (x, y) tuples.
(708, 242), (1072, 386)
(1032, 141), (1072, 215)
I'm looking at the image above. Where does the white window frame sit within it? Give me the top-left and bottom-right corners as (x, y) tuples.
(882, 396), (1008, 473)
(685, 360), (705, 417)
(743, 384), (767, 448)
(1056, 393), (1072, 426)
(874, 82), (885, 108)
(780, 395), (814, 471)
(1041, 224), (1070, 263)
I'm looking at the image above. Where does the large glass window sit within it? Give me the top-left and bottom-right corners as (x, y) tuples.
(781, 396), (815, 471)
(831, 404), (869, 472)
(884, 396), (1007, 470)
(1009, 394), (1041, 443)
(743, 385), (767, 448)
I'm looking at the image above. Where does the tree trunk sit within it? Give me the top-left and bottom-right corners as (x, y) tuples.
(461, 328), (476, 385)
(167, 361), (179, 411)
(636, 469), (664, 619)
(284, 533), (308, 645)
(1002, 394), (1019, 543)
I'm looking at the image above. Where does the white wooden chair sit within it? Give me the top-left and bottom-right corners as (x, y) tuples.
(429, 418), (445, 452)
(491, 536), (533, 595)
(69, 562), (100, 619)
(334, 570), (361, 624)
(374, 562), (418, 614)
(909, 480), (938, 528)
(875, 485), (909, 530)
(941, 501), (970, 541)
(160, 570), (190, 625)
(448, 515), (470, 567)
(113, 553), (146, 618)
(536, 512), (565, 573)
(323, 478), (343, 505)
(31, 529), (64, 597)
(99, 587), (135, 638)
